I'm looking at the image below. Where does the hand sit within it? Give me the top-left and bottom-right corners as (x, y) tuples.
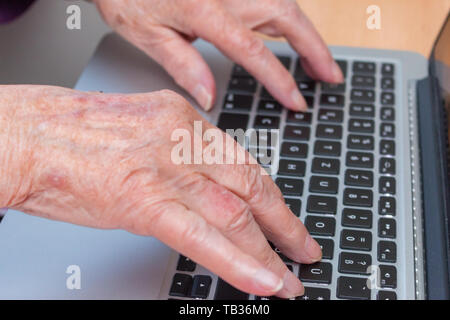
(0, 85), (322, 298)
(93, 0), (343, 111)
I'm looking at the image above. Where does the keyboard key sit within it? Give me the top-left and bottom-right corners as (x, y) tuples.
(286, 111), (312, 124)
(304, 95), (315, 109)
(269, 242), (293, 263)
(351, 89), (375, 102)
(378, 218), (396, 238)
(298, 80), (316, 94)
(346, 152), (374, 168)
(377, 291), (397, 300)
(338, 252), (371, 275)
(309, 176), (339, 194)
(299, 262), (332, 284)
(223, 93), (253, 112)
(342, 208), (372, 229)
(248, 147), (273, 166)
(314, 238), (334, 260)
(381, 63), (395, 76)
(284, 125), (311, 141)
(380, 123), (395, 138)
(177, 255), (196, 272)
(260, 87), (275, 100)
(215, 278), (249, 300)
(379, 197), (396, 216)
(285, 198), (301, 217)
(379, 177), (396, 194)
(345, 169), (373, 187)
(381, 77), (395, 90)
(379, 265), (397, 289)
(254, 115), (280, 129)
(381, 92), (395, 105)
(277, 55), (291, 69)
(314, 140), (341, 157)
(337, 276), (371, 300)
(297, 287), (331, 300)
(305, 216), (336, 236)
(348, 118), (374, 134)
(232, 64), (251, 78)
(318, 108), (344, 123)
(340, 229), (372, 251)
(278, 159), (306, 177)
(347, 135), (374, 150)
(191, 275), (212, 299)
(258, 99), (282, 114)
(217, 113), (249, 132)
(169, 273), (193, 297)
(380, 107), (395, 121)
(351, 75), (375, 88)
(380, 140), (395, 155)
(336, 60), (348, 77)
(316, 124), (343, 140)
(281, 142), (308, 158)
(307, 195), (337, 214)
(320, 94), (345, 107)
(353, 61), (376, 74)
(312, 157), (340, 174)
(343, 188), (373, 207)
(350, 103), (375, 117)
(247, 129), (278, 148)
(378, 241), (396, 263)
(321, 82), (346, 93)
(276, 177), (304, 196)
(228, 77), (257, 93)
(294, 60), (312, 80)
(379, 158), (395, 175)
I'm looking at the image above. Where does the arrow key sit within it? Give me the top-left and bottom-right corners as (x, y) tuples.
(191, 275), (212, 299)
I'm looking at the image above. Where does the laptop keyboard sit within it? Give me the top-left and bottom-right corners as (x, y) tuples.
(166, 55), (399, 300)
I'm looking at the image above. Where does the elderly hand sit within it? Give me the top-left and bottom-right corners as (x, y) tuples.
(0, 85), (322, 298)
(93, 0), (343, 111)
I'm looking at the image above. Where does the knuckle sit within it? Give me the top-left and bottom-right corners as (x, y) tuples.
(240, 35), (266, 59)
(242, 165), (266, 204)
(223, 200), (253, 236)
(179, 217), (209, 249)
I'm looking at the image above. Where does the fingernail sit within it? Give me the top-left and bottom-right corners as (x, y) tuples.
(332, 61), (344, 83)
(291, 89), (307, 111)
(277, 270), (304, 299)
(193, 84), (213, 111)
(253, 269), (284, 293)
(305, 234), (322, 262)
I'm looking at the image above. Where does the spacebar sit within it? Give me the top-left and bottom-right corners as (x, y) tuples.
(214, 278), (249, 300)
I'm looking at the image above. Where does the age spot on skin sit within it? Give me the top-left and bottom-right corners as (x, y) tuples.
(41, 170), (69, 190)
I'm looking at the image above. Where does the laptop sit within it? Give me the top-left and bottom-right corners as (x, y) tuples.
(0, 13), (448, 300)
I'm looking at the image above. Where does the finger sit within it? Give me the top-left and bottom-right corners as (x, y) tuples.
(191, 4), (307, 111)
(142, 201), (284, 296)
(179, 174), (304, 298)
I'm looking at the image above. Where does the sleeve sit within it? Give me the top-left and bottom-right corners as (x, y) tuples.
(0, 0), (35, 24)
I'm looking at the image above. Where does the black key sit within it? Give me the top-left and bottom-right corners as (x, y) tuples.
(342, 208), (372, 229)
(297, 287), (331, 300)
(287, 111), (312, 124)
(337, 276), (371, 300)
(248, 147), (273, 166)
(345, 169), (373, 187)
(380, 107), (395, 121)
(223, 93), (253, 112)
(169, 273), (193, 297)
(380, 123), (395, 138)
(298, 80), (316, 94)
(312, 157), (340, 175)
(232, 64), (251, 78)
(378, 241), (396, 263)
(191, 275), (212, 299)
(379, 265), (397, 289)
(340, 229), (372, 251)
(305, 216), (336, 236)
(260, 87), (275, 100)
(215, 278), (249, 300)
(277, 55), (291, 69)
(320, 94), (344, 107)
(351, 89), (375, 102)
(346, 152), (374, 168)
(381, 92), (395, 105)
(351, 75), (375, 88)
(377, 291), (397, 300)
(284, 125), (311, 141)
(321, 82), (346, 93)
(380, 140), (395, 155)
(343, 188), (373, 207)
(339, 252), (372, 275)
(281, 142), (308, 158)
(177, 255), (196, 272)
(318, 109), (344, 123)
(307, 195), (337, 214)
(353, 61), (376, 74)
(268, 242), (293, 263)
(278, 159), (306, 177)
(276, 177), (304, 196)
(379, 196), (396, 216)
(258, 99), (282, 114)
(304, 95), (315, 109)
(314, 238), (334, 260)
(285, 198), (301, 217)
(314, 140), (341, 157)
(350, 103), (374, 118)
(228, 77), (257, 93)
(378, 218), (396, 239)
(217, 113), (249, 132)
(294, 60), (312, 80)
(299, 262), (332, 284)
(287, 265), (294, 272)
(381, 63), (394, 76)
(309, 176), (339, 194)
(336, 60), (348, 77)
(347, 134), (374, 150)
(379, 177), (396, 194)
(348, 118), (374, 134)
(381, 77), (395, 90)
(316, 124), (343, 140)
(254, 115), (280, 129)
(247, 129), (278, 148)
(379, 158), (395, 175)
